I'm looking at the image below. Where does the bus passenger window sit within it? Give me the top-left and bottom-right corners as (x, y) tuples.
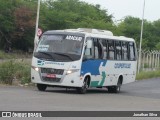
(84, 48), (91, 56)
(122, 42), (128, 60)
(129, 42), (136, 60)
(103, 46), (107, 59)
(98, 40), (104, 59)
(91, 38), (104, 59)
(95, 46), (99, 59)
(94, 39), (99, 59)
(108, 40), (115, 60)
(84, 38), (94, 59)
(101, 40), (107, 59)
(115, 41), (122, 60)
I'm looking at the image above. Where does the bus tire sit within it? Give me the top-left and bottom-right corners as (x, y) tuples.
(108, 86), (120, 93)
(77, 77), (89, 94)
(37, 84), (47, 91)
(108, 77), (122, 93)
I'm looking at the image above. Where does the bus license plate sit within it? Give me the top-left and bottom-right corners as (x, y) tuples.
(46, 74), (56, 78)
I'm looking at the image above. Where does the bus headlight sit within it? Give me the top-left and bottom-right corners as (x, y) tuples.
(32, 66), (39, 72)
(66, 69), (79, 75)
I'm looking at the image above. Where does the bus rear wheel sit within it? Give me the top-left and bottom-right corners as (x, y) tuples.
(108, 77), (122, 93)
(37, 84), (47, 91)
(77, 77), (89, 94)
(107, 86), (120, 93)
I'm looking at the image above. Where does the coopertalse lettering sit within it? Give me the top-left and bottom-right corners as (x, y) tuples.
(114, 63), (131, 69)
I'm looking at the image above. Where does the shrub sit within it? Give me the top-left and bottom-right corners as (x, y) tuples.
(0, 60), (30, 85)
(136, 70), (160, 80)
(0, 50), (32, 59)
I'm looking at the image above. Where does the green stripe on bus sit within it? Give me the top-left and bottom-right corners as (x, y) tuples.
(99, 71), (106, 86)
(90, 71), (106, 87)
(90, 81), (99, 87)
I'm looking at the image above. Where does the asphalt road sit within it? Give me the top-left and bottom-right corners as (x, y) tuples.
(0, 78), (160, 119)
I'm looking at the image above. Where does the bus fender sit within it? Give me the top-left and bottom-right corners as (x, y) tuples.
(117, 74), (123, 85)
(82, 73), (91, 81)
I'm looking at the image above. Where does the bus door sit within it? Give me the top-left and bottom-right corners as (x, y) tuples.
(81, 38), (107, 87)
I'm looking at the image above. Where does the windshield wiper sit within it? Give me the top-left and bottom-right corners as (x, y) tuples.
(54, 52), (74, 61)
(38, 52), (55, 60)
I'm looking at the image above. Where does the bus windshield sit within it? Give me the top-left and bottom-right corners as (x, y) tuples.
(34, 34), (84, 62)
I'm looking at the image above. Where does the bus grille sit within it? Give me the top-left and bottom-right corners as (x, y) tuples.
(41, 68), (64, 83)
(42, 77), (61, 83)
(41, 68), (64, 75)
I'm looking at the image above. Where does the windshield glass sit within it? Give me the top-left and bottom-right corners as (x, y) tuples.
(34, 34), (84, 62)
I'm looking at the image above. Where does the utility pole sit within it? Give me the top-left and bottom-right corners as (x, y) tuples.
(34, 0), (41, 51)
(138, 0), (145, 74)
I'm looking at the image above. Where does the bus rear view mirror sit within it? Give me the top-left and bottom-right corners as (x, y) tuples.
(87, 40), (92, 49)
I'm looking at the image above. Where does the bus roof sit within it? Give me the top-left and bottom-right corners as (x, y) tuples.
(44, 28), (135, 42)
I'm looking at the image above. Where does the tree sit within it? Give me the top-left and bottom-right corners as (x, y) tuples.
(152, 20), (160, 50)
(13, 6), (36, 51)
(1, 0), (159, 51)
(116, 16), (160, 50)
(0, 0), (37, 52)
(39, 0), (114, 31)
(0, 0), (15, 52)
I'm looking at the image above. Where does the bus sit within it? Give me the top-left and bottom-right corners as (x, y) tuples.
(31, 28), (137, 94)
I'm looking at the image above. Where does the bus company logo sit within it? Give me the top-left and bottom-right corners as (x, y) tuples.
(45, 61), (64, 66)
(37, 60), (45, 66)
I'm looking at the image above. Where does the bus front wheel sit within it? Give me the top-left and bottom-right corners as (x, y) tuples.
(77, 77), (89, 94)
(37, 84), (47, 91)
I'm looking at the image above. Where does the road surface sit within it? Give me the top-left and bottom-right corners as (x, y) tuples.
(0, 78), (160, 119)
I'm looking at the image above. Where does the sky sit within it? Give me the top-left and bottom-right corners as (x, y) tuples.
(81, 0), (160, 22)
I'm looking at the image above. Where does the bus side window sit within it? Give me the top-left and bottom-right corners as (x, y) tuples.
(104, 47), (107, 59)
(122, 42), (128, 60)
(98, 39), (104, 59)
(84, 38), (94, 58)
(93, 39), (104, 59)
(115, 41), (122, 60)
(129, 42), (136, 60)
(95, 46), (99, 59)
(108, 40), (115, 60)
(94, 39), (99, 59)
(84, 48), (91, 56)
(101, 39), (107, 59)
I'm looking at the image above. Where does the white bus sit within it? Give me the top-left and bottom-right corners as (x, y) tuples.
(31, 28), (137, 94)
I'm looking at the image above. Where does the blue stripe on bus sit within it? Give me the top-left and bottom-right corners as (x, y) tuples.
(81, 60), (107, 76)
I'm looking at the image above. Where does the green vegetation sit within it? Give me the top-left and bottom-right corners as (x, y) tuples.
(136, 70), (160, 80)
(117, 16), (160, 50)
(0, 51), (12, 59)
(0, 0), (160, 52)
(0, 50), (32, 59)
(0, 60), (31, 85)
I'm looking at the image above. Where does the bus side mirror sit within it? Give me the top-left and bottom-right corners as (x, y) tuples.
(87, 40), (92, 49)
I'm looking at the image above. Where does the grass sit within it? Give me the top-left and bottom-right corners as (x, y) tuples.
(136, 70), (160, 80)
(0, 60), (31, 85)
(0, 50), (32, 59)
